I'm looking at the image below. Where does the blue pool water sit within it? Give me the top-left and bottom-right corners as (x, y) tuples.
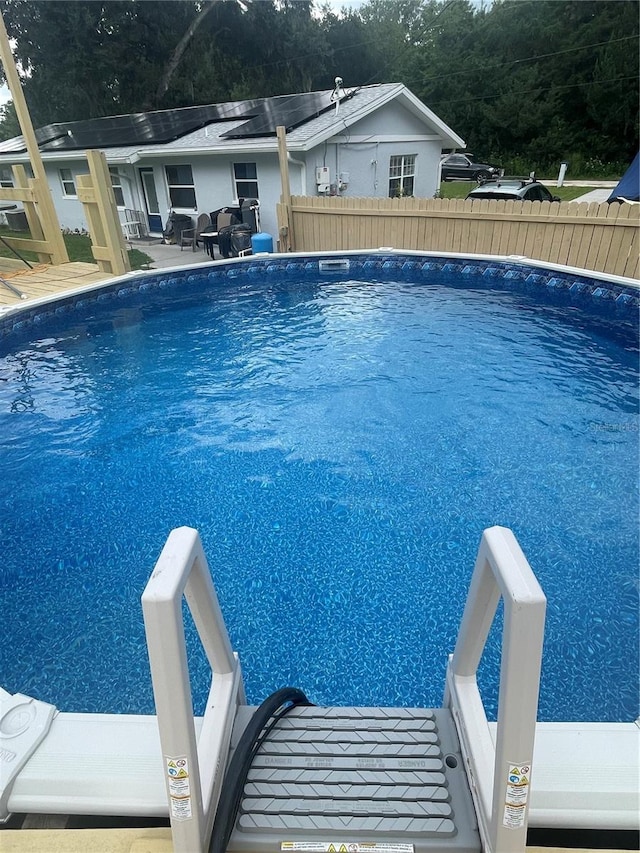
(0, 255), (638, 723)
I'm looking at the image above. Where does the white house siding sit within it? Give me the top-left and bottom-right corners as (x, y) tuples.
(99, 153), (282, 239)
(186, 152), (283, 239)
(0, 85), (463, 242)
(44, 160), (90, 232)
(305, 100), (443, 200)
(35, 131), (439, 239)
(44, 158), (144, 232)
(38, 153), (283, 239)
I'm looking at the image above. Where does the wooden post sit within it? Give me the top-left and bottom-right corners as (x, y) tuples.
(0, 11), (69, 265)
(76, 150), (130, 277)
(276, 125), (294, 252)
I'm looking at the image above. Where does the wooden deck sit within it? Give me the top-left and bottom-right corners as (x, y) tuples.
(0, 257), (113, 310)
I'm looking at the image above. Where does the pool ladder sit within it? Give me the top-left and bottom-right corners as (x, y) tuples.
(140, 525), (545, 853)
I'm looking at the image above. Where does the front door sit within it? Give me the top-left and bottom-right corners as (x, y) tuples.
(139, 168), (163, 234)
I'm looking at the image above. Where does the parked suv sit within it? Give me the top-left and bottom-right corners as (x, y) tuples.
(440, 152), (502, 182)
(466, 176), (561, 203)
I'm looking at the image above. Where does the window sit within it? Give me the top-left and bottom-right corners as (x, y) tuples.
(441, 154), (470, 167)
(59, 168), (76, 197)
(524, 185), (552, 202)
(389, 154), (416, 198)
(165, 164), (196, 209)
(109, 167), (125, 207)
(233, 162), (258, 199)
(0, 167), (13, 189)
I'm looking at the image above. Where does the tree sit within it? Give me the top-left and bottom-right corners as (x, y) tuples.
(0, 0), (146, 122)
(0, 98), (19, 141)
(0, 0), (245, 120)
(149, 0), (217, 109)
(381, 0), (639, 169)
(0, 0), (636, 172)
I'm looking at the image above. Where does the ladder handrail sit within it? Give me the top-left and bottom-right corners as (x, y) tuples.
(142, 526), (246, 853)
(444, 525), (546, 853)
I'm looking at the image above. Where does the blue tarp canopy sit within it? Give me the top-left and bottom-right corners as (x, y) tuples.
(608, 153), (640, 202)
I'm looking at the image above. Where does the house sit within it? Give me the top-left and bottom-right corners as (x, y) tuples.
(0, 83), (464, 242)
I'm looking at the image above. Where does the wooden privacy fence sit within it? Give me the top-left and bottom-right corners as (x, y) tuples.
(278, 196), (639, 280)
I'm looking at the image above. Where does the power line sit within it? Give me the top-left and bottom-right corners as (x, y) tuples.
(429, 74), (640, 108)
(234, 15), (637, 81)
(418, 35), (639, 85)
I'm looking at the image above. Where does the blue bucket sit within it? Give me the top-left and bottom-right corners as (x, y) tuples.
(251, 232), (274, 254)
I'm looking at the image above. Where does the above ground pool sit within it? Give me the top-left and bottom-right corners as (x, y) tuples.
(0, 252), (638, 723)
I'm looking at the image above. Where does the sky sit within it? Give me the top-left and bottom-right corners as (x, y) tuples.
(327, 0), (364, 10)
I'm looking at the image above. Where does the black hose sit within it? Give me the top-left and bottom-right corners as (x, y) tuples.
(209, 686), (313, 853)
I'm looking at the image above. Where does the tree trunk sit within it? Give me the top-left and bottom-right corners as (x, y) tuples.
(146, 0), (217, 110)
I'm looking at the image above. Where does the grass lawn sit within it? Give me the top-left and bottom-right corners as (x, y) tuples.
(0, 227), (153, 270)
(439, 181), (593, 201)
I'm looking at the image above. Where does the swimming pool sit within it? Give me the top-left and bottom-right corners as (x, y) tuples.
(0, 252), (638, 724)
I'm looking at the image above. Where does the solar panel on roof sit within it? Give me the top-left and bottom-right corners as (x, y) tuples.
(220, 89), (355, 138)
(0, 89), (356, 155)
(0, 136), (29, 155)
(40, 104), (246, 151)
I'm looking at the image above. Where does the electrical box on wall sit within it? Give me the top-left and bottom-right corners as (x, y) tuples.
(316, 166), (330, 193)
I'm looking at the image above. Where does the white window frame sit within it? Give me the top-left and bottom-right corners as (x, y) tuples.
(59, 168), (77, 198)
(389, 154), (416, 198)
(109, 167), (125, 208)
(233, 162), (259, 200)
(164, 164), (196, 210)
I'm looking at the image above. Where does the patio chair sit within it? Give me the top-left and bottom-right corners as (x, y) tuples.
(179, 212), (211, 251)
(201, 210), (240, 258)
(120, 208), (145, 240)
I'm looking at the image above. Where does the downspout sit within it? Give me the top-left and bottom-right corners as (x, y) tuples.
(287, 153), (306, 195)
(436, 147), (444, 197)
(124, 153), (145, 220)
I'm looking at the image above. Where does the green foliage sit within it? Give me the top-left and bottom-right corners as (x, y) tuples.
(0, 101), (20, 141)
(554, 155), (629, 181)
(0, 0), (636, 175)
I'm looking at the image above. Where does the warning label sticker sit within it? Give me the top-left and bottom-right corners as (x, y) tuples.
(170, 795), (193, 821)
(166, 756), (192, 822)
(502, 761), (531, 829)
(281, 844), (414, 853)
